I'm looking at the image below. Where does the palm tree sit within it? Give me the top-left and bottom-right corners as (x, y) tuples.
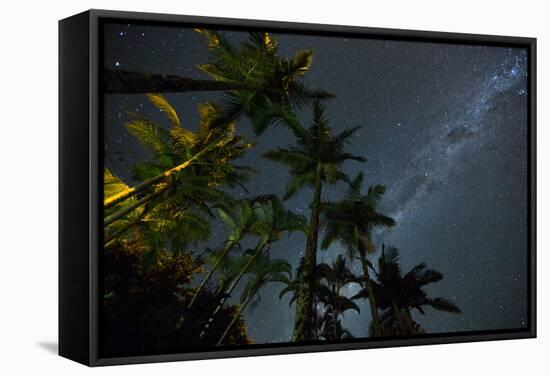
(103, 95), (252, 249)
(188, 197), (266, 309)
(320, 173), (395, 336)
(200, 195), (307, 338)
(104, 95), (251, 209)
(278, 259), (324, 340)
(265, 101), (365, 341)
(104, 31), (331, 135)
(104, 165), (218, 257)
(217, 252), (291, 346)
(316, 255), (360, 340)
(355, 245), (462, 336)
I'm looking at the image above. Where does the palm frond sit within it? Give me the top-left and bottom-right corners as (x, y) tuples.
(145, 93), (181, 128)
(263, 148), (315, 170)
(281, 169), (317, 200)
(125, 117), (170, 158)
(282, 49), (314, 78)
(427, 297), (462, 313)
(104, 168), (130, 198)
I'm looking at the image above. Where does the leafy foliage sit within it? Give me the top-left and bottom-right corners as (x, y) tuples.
(196, 30), (332, 134)
(321, 172), (395, 257)
(264, 101), (365, 200)
(104, 94), (253, 253)
(354, 245), (462, 336)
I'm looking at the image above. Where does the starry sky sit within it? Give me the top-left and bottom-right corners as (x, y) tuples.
(102, 21), (529, 344)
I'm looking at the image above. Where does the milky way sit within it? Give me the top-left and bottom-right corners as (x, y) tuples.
(103, 22), (529, 343)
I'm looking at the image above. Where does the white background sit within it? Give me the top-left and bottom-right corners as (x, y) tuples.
(0, 0), (546, 374)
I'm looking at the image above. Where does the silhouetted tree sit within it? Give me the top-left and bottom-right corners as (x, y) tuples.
(317, 255), (360, 340)
(264, 101), (365, 341)
(354, 245), (461, 336)
(321, 173), (395, 336)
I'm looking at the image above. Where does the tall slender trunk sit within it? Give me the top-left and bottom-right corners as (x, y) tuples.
(360, 254), (382, 337)
(187, 236), (242, 309)
(104, 205), (151, 247)
(103, 69), (330, 99)
(103, 133), (230, 209)
(200, 238), (269, 338)
(103, 185), (169, 227)
(104, 69), (252, 94)
(104, 196), (193, 247)
(292, 163), (322, 342)
(216, 284), (256, 346)
(333, 294), (340, 340)
(402, 310), (416, 335)
(392, 300), (409, 335)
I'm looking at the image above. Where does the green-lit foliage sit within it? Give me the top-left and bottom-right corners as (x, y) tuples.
(187, 195), (306, 310)
(196, 29), (332, 134)
(104, 94), (253, 253)
(198, 195), (307, 337)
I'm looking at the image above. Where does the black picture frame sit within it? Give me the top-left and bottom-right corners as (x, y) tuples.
(59, 9), (537, 367)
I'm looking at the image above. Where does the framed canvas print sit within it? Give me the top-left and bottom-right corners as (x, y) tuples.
(59, 9), (536, 366)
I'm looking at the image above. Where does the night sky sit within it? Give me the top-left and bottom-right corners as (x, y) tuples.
(103, 22), (529, 343)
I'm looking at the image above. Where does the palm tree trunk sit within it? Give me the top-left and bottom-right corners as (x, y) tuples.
(392, 300), (409, 335)
(360, 255), (382, 337)
(103, 69), (330, 99)
(402, 310), (416, 335)
(187, 236), (242, 309)
(216, 287), (256, 346)
(200, 238), (269, 338)
(103, 185), (169, 227)
(103, 133), (230, 209)
(104, 69), (252, 94)
(104, 196), (193, 247)
(104, 205), (150, 247)
(292, 163), (322, 342)
(333, 309), (340, 340)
